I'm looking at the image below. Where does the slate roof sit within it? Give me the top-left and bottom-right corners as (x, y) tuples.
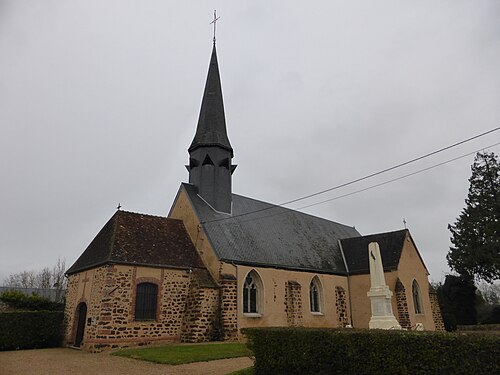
(340, 229), (408, 275)
(67, 211), (204, 275)
(179, 183), (361, 275)
(189, 44), (233, 156)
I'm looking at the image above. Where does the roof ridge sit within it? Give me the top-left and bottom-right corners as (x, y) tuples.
(350, 228), (408, 239)
(114, 210), (183, 221)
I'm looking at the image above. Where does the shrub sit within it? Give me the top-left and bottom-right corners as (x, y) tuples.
(458, 324), (500, 331)
(244, 328), (500, 375)
(0, 290), (64, 311)
(0, 311), (64, 351)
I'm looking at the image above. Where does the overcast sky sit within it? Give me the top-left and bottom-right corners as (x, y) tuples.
(1, 1), (499, 284)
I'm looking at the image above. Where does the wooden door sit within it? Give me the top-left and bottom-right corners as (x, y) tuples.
(74, 303), (87, 347)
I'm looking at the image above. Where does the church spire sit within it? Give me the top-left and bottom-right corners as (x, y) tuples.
(187, 43), (236, 214)
(188, 44), (233, 156)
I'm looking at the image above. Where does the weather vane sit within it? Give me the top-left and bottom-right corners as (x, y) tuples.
(210, 10), (220, 44)
(403, 218), (407, 229)
(117, 203), (121, 210)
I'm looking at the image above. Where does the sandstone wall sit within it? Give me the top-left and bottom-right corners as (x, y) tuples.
(65, 264), (219, 351)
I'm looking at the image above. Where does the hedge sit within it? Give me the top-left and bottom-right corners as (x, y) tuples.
(244, 328), (500, 375)
(457, 324), (500, 331)
(0, 311), (64, 351)
(0, 290), (64, 311)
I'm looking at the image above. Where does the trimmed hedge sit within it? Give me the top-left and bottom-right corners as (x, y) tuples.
(0, 311), (64, 351)
(244, 328), (500, 375)
(458, 324), (500, 331)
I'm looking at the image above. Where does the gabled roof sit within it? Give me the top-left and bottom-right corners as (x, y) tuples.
(66, 211), (204, 275)
(179, 183), (361, 275)
(340, 229), (408, 275)
(189, 44), (233, 156)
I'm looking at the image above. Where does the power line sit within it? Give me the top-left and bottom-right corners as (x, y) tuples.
(210, 141), (500, 226)
(296, 141), (500, 211)
(201, 126), (500, 224)
(280, 125), (500, 206)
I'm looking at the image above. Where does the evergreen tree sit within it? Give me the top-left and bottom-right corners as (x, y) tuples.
(435, 275), (477, 330)
(447, 151), (500, 283)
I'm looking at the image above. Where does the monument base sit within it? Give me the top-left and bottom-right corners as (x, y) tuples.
(369, 315), (401, 330)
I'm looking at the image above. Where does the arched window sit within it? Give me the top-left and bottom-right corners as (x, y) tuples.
(309, 276), (323, 313)
(412, 280), (423, 314)
(243, 270), (263, 314)
(135, 282), (158, 320)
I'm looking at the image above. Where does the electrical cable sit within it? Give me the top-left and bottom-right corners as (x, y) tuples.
(206, 141), (500, 226)
(201, 126), (500, 224)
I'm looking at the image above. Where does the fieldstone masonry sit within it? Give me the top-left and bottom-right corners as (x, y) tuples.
(335, 286), (349, 327)
(219, 275), (238, 340)
(285, 281), (303, 327)
(429, 285), (445, 331)
(180, 271), (219, 342)
(64, 265), (224, 351)
(64, 274), (79, 340)
(395, 279), (411, 330)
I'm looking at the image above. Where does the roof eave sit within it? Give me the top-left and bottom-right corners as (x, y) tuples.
(220, 258), (348, 277)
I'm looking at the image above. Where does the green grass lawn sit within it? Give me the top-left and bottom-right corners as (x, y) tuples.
(112, 342), (253, 365)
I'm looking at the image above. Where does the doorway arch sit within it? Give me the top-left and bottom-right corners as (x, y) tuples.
(74, 302), (87, 347)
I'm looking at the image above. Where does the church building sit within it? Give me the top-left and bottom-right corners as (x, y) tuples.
(64, 42), (444, 351)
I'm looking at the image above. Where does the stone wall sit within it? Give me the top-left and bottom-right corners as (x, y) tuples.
(429, 285), (445, 331)
(181, 272), (219, 342)
(219, 275), (238, 340)
(285, 281), (303, 327)
(64, 273), (80, 343)
(395, 279), (411, 330)
(65, 264), (222, 351)
(335, 286), (349, 327)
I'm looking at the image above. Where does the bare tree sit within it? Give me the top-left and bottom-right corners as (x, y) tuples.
(4, 270), (37, 288)
(3, 257), (67, 302)
(52, 258), (67, 302)
(36, 267), (52, 289)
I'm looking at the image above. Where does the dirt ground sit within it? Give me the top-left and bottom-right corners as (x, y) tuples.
(0, 347), (254, 375)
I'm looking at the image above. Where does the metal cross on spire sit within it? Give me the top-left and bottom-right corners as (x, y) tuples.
(210, 10), (220, 45)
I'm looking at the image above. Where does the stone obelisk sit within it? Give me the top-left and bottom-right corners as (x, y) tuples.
(367, 242), (401, 330)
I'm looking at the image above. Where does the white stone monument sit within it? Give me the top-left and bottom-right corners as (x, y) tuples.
(367, 242), (401, 330)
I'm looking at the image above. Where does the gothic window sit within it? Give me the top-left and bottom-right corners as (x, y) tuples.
(202, 154), (214, 165)
(135, 282), (158, 320)
(243, 270), (262, 314)
(412, 280), (423, 314)
(309, 276), (323, 313)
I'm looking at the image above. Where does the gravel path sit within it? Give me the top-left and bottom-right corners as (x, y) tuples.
(0, 348), (253, 375)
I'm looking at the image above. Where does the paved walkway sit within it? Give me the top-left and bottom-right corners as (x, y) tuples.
(0, 348), (253, 375)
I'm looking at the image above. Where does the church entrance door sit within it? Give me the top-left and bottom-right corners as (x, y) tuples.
(74, 302), (87, 347)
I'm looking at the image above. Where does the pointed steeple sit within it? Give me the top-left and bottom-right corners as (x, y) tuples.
(189, 44), (233, 157)
(187, 44), (236, 214)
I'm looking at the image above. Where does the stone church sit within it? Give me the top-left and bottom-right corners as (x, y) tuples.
(64, 43), (444, 351)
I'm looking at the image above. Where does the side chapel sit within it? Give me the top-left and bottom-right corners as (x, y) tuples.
(64, 42), (444, 351)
